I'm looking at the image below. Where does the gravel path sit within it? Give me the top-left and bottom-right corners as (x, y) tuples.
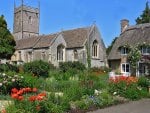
(88, 98), (150, 113)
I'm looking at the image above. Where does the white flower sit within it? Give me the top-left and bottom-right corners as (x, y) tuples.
(3, 80), (7, 84)
(94, 89), (102, 95)
(14, 75), (18, 77)
(0, 83), (3, 87)
(137, 87), (142, 91)
(113, 92), (117, 95)
(12, 79), (15, 82)
(2, 73), (6, 76)
(55, 92), (63, 97)
(20, 76), (24, 79)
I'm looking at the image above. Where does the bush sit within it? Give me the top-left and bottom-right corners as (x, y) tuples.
(0, 63), (18, 72)
(23, 60), (55, 77)
(59, 61), (86, 73)
(124, 84), (141, 100)
(19, 73), (42, 88)
(138, 77), (150, 88)
(0, 73), (24, 94)
(90, 67), (111, 76)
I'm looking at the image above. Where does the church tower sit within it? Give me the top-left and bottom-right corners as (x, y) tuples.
(13, 1), (40, 40)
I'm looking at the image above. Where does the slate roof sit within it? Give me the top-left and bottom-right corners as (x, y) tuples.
(15, 37), (40, 49)
(108, 23), (150, 60)
(15, 27), (90, 49)
(33, 34), (56, 48)
(62, 27), (89, 48)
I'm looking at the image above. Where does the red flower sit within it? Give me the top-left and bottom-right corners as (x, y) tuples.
(25, 87), (32, 92)
(18, 96), (24, 101)
(17, 90), (24, 95)
(11, 88), (18, 93)
(32, 88), (37, 93)
(38, 92), (46, 97)
(29, 95), (37, 102)
(36, 96), (44, 101)
(11, 93), (19, 99)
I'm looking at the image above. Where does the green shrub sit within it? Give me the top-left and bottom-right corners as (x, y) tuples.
(109, 81), (127, 96)
(101, 66), (112, 73)
(59, 61), (86, 73)
(124, 84), (141, 100)
(97, 90), (114, 107)
(64, 82), (83, 101)
(138, 77), (150, 88)
(0, 73), (24, 94)
(23, 60), (55, 77)
(0, 63), (18, 72)
(90, 66), (111, 73)
(19, 73), (41, 88)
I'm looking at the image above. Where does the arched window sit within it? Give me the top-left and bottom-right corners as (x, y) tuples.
(92, 40), (98, 58)
(74, 49), (78, 60)
(41, 51), (46, 60)
(18, 51), (22, 61)
(57, 44), (65, 61)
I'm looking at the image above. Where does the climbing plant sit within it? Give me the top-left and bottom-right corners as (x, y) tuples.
(128, 46), (141, 69)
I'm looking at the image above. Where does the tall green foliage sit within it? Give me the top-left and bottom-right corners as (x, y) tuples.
(136, 2), (150, 24)
(0, 15), (16, 59)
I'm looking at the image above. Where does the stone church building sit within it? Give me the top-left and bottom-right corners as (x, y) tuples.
(11, 4), (107, 67)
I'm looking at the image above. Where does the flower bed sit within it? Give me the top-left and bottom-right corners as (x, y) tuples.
(109, 75), (149, 100)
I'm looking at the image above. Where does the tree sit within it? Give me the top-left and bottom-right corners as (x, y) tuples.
(136, 2), (150, 24)
(0, 15), (16, 59)
(106, 37), (118, 55)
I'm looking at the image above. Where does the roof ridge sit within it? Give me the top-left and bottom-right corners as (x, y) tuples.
(127, 23), (150, 30)
(61, 26), (90, 33)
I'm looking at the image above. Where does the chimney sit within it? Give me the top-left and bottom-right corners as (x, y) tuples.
(121, 19), (129, 33)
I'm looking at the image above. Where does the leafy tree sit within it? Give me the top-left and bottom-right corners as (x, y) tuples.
(106, 37), (118, 55)
(0, 15), (16, 59)
(136, 2), (150, 24)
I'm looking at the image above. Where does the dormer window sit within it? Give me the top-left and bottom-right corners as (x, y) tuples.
(121, 47), (129, 55)
(141, 47), (150, 55)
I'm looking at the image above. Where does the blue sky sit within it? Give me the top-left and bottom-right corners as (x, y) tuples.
(0, 0), (149, 47)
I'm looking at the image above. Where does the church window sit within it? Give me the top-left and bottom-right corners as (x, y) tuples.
(18, 51), (21, 61)
(57, 45), (65, 61)
(41, 51), (46, 60)
(92, 40), (98, 58)
(74, 49), (78, 60)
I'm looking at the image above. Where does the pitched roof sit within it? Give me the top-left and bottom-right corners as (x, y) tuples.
(108, 23), (150, 60)
(62, 27), (90, 48)
(15, 37), (40, 49)
(15, 26), (91, 49)
(15, 34), (57, 49)
(33, 34), (56, 48)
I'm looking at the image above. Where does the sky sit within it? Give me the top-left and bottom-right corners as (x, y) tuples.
(0, 0), (149, 47)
